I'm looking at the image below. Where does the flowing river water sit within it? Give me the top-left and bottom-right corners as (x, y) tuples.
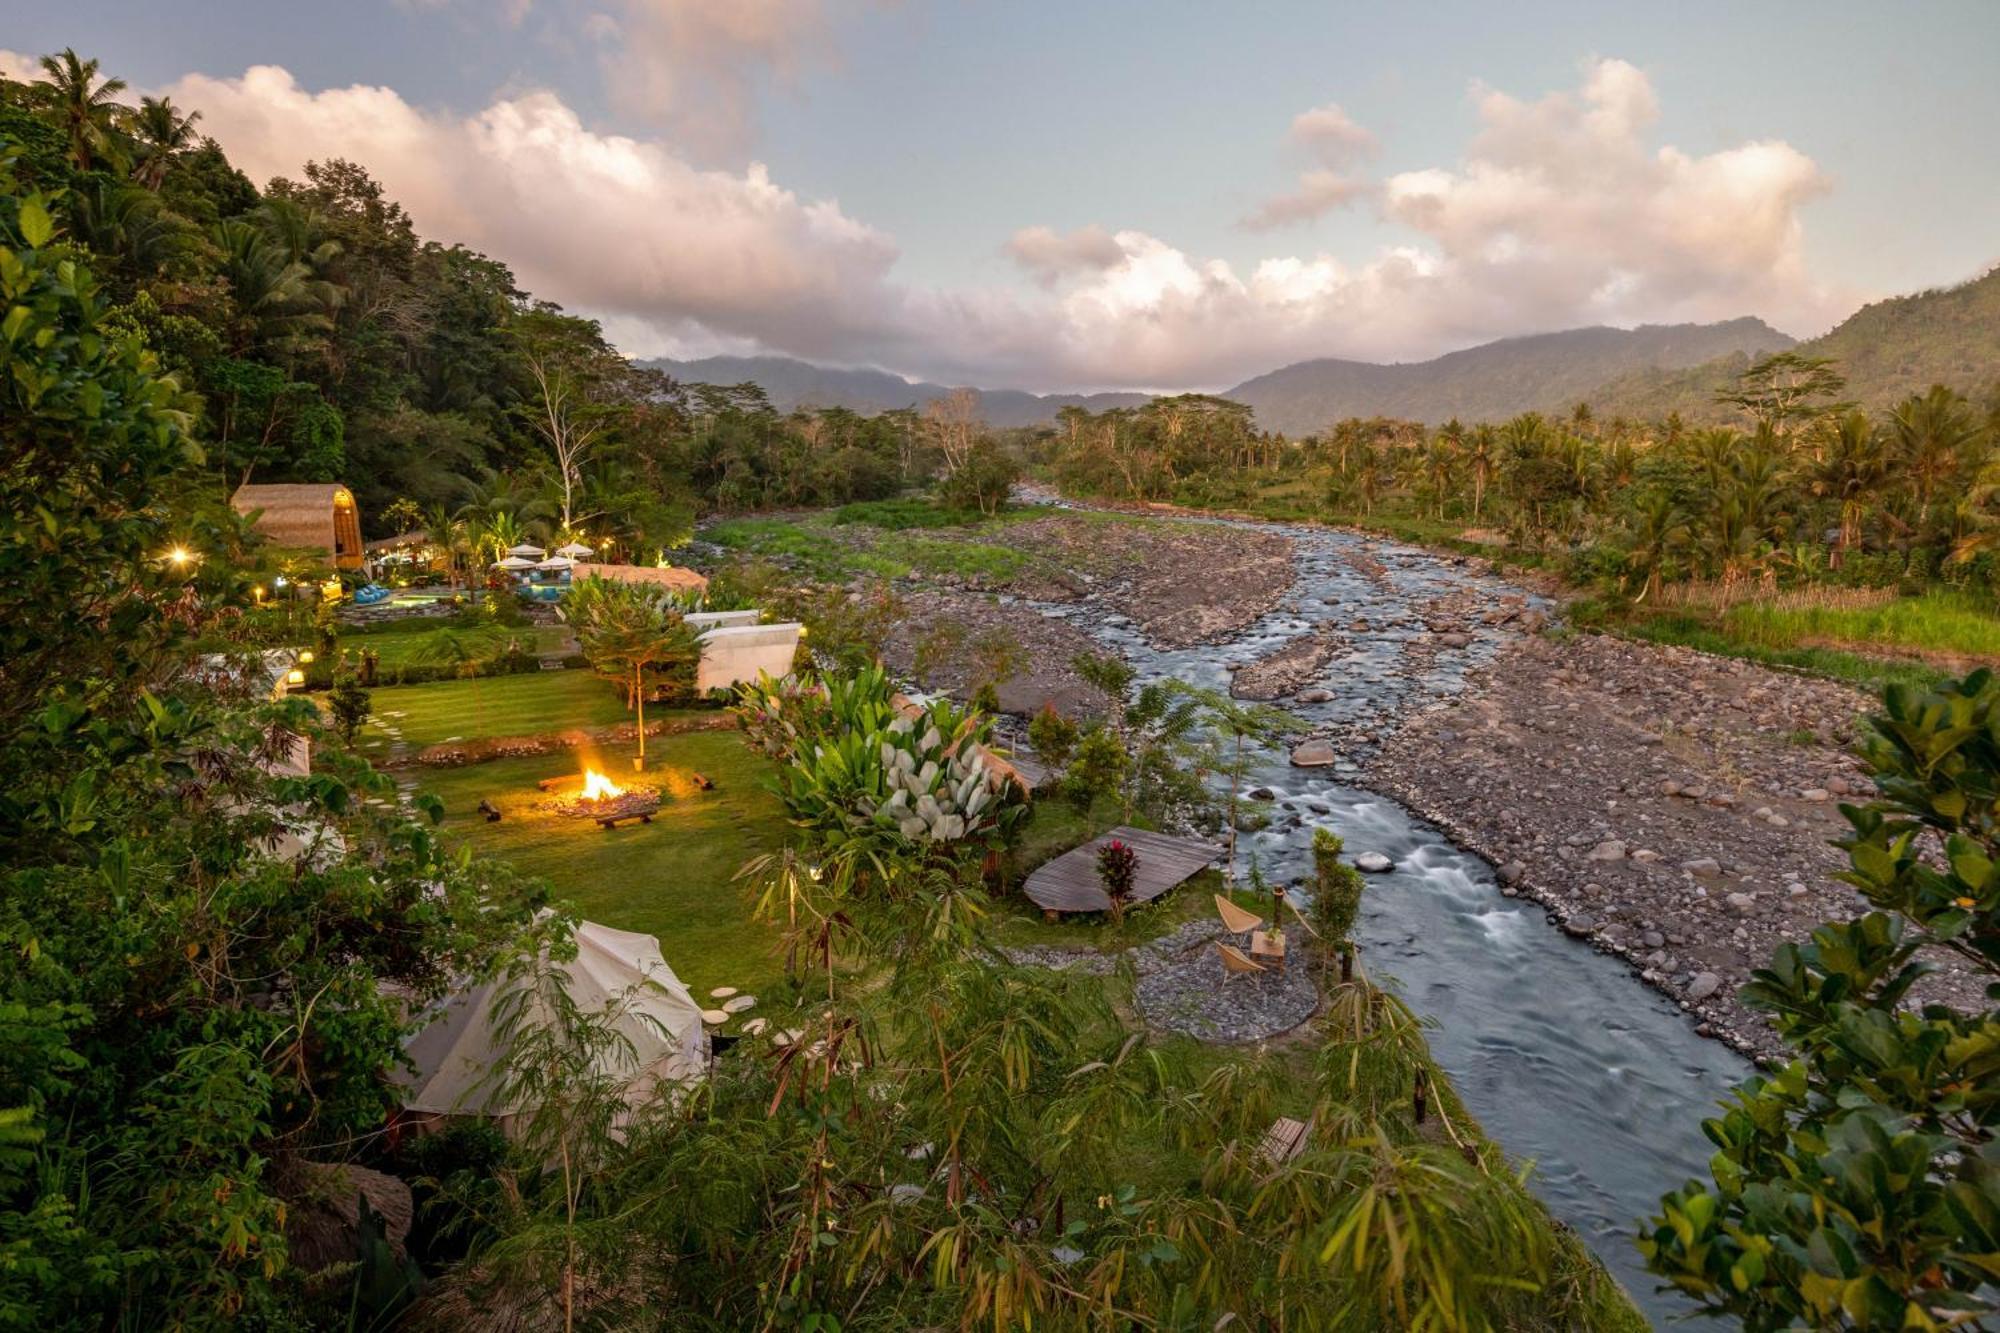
(1027, 511), (1752, 1328)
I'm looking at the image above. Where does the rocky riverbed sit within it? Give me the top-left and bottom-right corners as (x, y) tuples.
(1366, 630), (1985, 1060)
(876, 511), (1296, 712)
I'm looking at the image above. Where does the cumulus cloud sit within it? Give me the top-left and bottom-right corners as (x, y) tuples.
(1290, 101), (1377, 166)
(1240, 170), (1373, 231)
(163, 64), (913, 361)
(586, 0), (843, 159)
(1242, 100), (1378, 230)
(0, 48), (41, 82)
(1003, 225), (1127, 287)
(1030, 58), (1843, 386)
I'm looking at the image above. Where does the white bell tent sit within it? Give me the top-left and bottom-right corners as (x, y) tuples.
(398, 921), (708, 1129)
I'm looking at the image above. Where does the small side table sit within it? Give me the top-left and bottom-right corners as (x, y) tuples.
(1249, 928), (1287, 975)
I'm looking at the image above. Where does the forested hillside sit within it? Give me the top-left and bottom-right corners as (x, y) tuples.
(1585, 266), (2000, 423)
(1223, 318), (1793, 433)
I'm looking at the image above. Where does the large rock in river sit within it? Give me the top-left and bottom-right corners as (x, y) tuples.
(1290, 740), (1338, 768)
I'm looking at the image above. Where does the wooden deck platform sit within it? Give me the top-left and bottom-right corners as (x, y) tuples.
(1022, 826), (1221, 914)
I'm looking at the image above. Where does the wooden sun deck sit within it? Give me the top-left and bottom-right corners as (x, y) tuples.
(1022, 826), (1221, 914)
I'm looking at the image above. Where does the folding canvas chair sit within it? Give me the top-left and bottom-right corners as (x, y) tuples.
(1214, 894), (1264, 946)
(1215, 942), (1268, 984)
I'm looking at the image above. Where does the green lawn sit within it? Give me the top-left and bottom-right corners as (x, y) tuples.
(358, 670), (653, 756)
(417, 730), (794, 999)
(342, 621), (569, 668)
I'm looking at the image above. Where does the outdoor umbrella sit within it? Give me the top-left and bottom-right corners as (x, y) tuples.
(535, 556), (575, 571)
(505, 542), (545, 559)
(554, 542), (593, 558)
(495, 555), (536, 571)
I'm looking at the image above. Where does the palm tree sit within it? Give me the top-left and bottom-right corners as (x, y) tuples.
(422, 501), (466, 584)
(1812, 410), (1889, 565)
(210, 218), (342, 356)
(1462, 424), (1498, 523)
(1891, 385), (1990, 530)
(129, 96), (201, 190)
(1625, 493), (1687, 602)
(1420, 436), (1458, 521)
(36, 48), (129, 172)
(70, 180), (187, 275)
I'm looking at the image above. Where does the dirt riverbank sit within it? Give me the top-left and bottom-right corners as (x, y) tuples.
(1365, 630), (1985, 1061)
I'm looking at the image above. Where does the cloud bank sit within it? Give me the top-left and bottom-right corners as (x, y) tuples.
(8, 51), (1845, 390)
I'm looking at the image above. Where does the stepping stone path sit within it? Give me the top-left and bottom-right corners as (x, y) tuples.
(741, 1017), (768, 1036)
(721, 995), (757, 1014)
(709, 986), (737, 999)
(700, 1009), (729, 1025)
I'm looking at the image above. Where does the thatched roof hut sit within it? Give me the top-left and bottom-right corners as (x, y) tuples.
(231, 483), (364, 569)
(570, 562), (708, 594)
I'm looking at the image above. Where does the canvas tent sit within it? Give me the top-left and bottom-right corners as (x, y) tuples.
(398, 921), (708, 1131)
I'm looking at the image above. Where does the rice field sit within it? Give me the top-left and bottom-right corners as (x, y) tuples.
(1721, 589), (2000, 661)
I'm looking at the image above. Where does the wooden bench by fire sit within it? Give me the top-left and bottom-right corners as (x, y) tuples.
(1258, 1116), (1312, 1165)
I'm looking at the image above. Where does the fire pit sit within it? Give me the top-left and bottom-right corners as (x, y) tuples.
(536, 769), (663, 829)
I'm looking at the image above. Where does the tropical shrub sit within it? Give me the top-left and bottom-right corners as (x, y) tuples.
(735, 667), (1022, 859)
(1026, 702), (1078, 771)
(1642, 668), (2000, 1329)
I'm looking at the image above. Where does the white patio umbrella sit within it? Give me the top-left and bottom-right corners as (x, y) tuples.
(494, 555), (536, 571)
(505, 542), (546, 559)
(535, 555), (575, 571)
(554, 541), (593, 558)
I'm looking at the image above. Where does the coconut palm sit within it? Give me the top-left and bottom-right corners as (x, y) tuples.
(36, 48), (130, 172)
(210, 218), (342, 356)
(69, 180), (188, 276)
(1462, 423), (1499, 522)
(1891, 385), (1990, 530)
(1625, 492), (1688, 602)
(1812, 409), (1890, 564)
(129, 95), (201, 190)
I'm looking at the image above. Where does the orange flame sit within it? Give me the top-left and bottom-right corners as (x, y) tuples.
(580, 769), (625, 801)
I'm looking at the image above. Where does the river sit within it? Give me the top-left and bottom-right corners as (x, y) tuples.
(1031, 511), (1750, 1328)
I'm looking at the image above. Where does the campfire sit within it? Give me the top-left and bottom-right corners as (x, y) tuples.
(537, 767), (663, 827)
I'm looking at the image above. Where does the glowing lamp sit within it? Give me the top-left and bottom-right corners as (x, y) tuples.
(297, 650), (315, 665)
(285, 668), (306, 687)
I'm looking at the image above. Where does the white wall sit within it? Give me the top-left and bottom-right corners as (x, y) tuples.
(686, 610), (761, 631)
(696, 623), (803, 693)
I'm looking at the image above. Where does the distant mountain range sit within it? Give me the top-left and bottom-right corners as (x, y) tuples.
(642, 354), (1149, 428)
(1220, 319), (1793, 433)
(649, 265), (2000, 432)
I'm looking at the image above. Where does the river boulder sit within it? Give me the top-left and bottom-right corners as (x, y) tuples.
(1289, 740), (1337, 767)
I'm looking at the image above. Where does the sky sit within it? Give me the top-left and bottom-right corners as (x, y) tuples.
(6, 1), (1998, 391)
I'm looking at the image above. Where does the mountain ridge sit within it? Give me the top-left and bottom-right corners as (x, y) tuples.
(642, 354), (1150, 428)
(646, 266), (1999, 433)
